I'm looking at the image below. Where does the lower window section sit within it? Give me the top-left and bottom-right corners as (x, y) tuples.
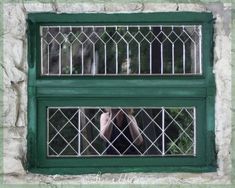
(47, 107), (196, 157)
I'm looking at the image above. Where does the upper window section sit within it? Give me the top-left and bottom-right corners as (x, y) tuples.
(40, 25), (202, 76)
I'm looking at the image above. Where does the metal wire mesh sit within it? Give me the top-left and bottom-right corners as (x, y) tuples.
(41, 25), (202, 76)
(47, 107), (196, 157)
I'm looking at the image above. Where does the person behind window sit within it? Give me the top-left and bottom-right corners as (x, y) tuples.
(100, 108), (143, 155)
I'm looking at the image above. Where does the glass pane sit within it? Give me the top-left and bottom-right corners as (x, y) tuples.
(41, 25), (202, 76)
(47, 107), (195, 157)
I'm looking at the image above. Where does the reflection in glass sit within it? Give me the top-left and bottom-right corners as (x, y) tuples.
(47, 107), (195, 157)
(41, 25), (201, 75)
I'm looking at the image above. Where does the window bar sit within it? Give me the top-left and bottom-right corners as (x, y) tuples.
(57, 133), (74, 156)
(137, 26), (141, 75)
(46, 28), (49, 75)
(172, 43), (175, 74)
(120, 109), (145, 154)
(127, 43), (130, 75)
(48, 145), (58, 157)
(41, 25), (201, 76)
(47, 108), (49, 156)
(183, 27), (186, 74)
(78, 108), (81, 156)
(139, 109), (163, 155)
(149, 43), (152, 74)
(103, 109), (131, 155)
(116, 43), (118, 74)
(59, 28), (62, 75)
(40, 28), (44, 75)
(194, 42), (197, 74)
(92, 26), (96, 75)
(46, 107), (196, 157)
(126, 26), (130, 75)
(104, 44), (107, 75)
(115, 26), (118, 74)
(193, 107), (196, 156)
(80, 134), (101, 156)
(160, 26), (163, 74)
(149, 26), (152, 74)
(79, 110), (110, 156)
(100, 130), (122, 156)
(59, 49), (62, 75)
(199, 25), (202, 74)
(109, 119), (142, 155)
(142, 133), (162, 155)
(104, 27), (107, 75)
(69, 26), (73, 75)
(161, 44), (163, 74)
(47, 45), (50, 75)
(58, 134), (78, 156)
(138, 43), (141, 75)
(99, 121), (123, 155)
(81, 43), (84, 75)
(183, 42), (186, 74)
(162, 107), (165, 155)
(93, 43), (96, 75)
(81, 27), (84, 75)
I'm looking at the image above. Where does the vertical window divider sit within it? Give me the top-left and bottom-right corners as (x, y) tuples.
(160, 26), (164, 74)
(162, 107), (165, 156)
(199, 25), (202, 74)
(138, 26), (141, 75)
(81, 27), (84, 75)
(194, 107), (197, 156)
(149, 26), (152, 74)
(40, 27), (44, 75)
(104, 27), (107, 75)
(47, 108), (49, 156)
(78, 108), (81, 156)
(70, 26), (73, 75)
(172, 43), (175, 74)
(59, 27), (62, 75)
(126, 26), (130, 75)
(171, 26), (175, 74)
(115, 26), (118, 74)
(194, 41), (197, 74)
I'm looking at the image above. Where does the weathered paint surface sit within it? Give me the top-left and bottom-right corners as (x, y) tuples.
(2, 2), (232, 185)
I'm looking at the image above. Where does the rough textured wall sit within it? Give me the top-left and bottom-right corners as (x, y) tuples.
(2, 2), (232, 185)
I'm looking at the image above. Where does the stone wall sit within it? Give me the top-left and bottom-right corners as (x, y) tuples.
(1, 1), (232, 185)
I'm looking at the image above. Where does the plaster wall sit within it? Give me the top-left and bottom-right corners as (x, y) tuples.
(1, 1), (232, 185)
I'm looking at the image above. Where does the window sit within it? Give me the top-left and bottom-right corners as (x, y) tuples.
(41, 25), (201, 75)
(47, 107), (196, 157)
(27, 13), (216, 174)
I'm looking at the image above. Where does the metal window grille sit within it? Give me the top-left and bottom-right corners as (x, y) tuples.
(47, 107), (196, 157)
(41, 25), (202, 76)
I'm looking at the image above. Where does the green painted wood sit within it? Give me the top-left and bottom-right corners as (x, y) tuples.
(206, 95), (217, 167)
(27, 12), (216, 174)
(28, 12), (213, 25)
(27, 19), (38, 169)
(36, 78), (207, 87)
(29, 166), (217, 175)
(36, 98), (206, 169)
(36, 87), (207, 98)
(37, 97), (205, 107)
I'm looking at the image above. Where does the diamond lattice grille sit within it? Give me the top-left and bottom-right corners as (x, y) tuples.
(47, 107), (196, 157)
(41, 25), (202, 76)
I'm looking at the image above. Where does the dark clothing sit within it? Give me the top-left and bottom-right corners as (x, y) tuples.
(106, 116), (139, 155)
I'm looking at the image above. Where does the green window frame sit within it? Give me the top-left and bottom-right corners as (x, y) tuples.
(27, 12), (216, 174)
